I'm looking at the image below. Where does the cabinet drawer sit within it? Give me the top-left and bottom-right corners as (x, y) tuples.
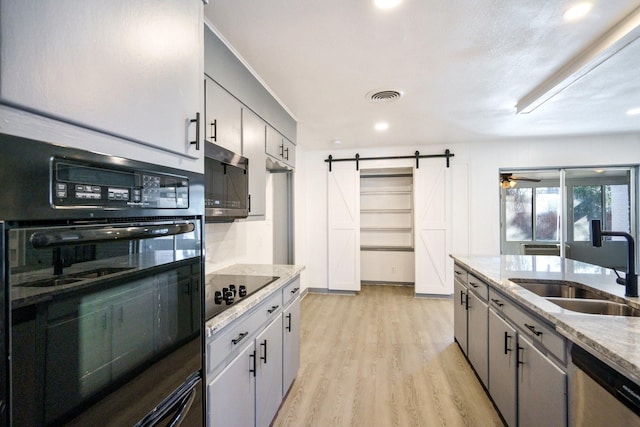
(283, 277), (301, 307)
(453, 264), (468, 285)
(207, 290), (282, 376)
(467, 274), (488, 301)
(489, 289), (566, 363)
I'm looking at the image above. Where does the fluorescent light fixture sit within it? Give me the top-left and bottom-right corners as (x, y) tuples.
(374, 122), (389, 131)
(627, 107), (640, 116)
(516, 5), (640, 114)
(374, 0), (401, 10)
(563, 2), (593, 22)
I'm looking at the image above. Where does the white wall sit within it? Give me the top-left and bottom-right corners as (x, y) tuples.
(297, 133), (640, 291)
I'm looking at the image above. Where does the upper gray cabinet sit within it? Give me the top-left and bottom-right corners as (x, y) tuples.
(0, 0), (203, 160)
(204, 76), (242, 154)
(266, 126), (296, 169)
(242, 109), (267, 217)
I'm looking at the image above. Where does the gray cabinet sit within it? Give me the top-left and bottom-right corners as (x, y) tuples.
(266, 126), (295, 168)
(488, 308), (517, 427)
(242, 109), (267, 217)
(282, 296), (301, 396)
(256, 315), (283, 427)
(206, 276), (301, 427)
(205, 77), (243, 154)
(518, 335), (567, 427)
(208, 341), (256, 427)
(456, 264), (568, 427)
(0, 0), (203, 160)
(467, 290), (488, 387)
(453, 273), (468, 356)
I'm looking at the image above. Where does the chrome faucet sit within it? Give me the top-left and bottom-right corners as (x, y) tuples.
(591, 219), (638, 297)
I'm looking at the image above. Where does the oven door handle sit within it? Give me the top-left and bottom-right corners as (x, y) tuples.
(30, 222), (195, 248)
(135, 373), (200, 427)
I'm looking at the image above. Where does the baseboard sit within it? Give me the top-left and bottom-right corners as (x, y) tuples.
(306, 287), (357, 296)
(414, 293), (453, 299)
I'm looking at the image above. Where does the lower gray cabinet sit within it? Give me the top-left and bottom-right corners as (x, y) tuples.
(488, 308), (517, 427)
(453, 278), (468, 355)
(282, 296), (301, 396)
(518, 335), (567, 427)
(467, 291), (488, 387)
(256, 315), (283, 427)
(208, 341), (256, 427)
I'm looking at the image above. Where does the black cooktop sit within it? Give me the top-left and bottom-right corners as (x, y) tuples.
(205, 274), (279, 320)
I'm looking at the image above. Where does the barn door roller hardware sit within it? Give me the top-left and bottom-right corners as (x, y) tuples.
(325, 149), (454, 172)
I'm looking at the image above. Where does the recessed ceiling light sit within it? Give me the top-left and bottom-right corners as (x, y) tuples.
(374, 0), (401, 10)
(333, 139), (342, 145)
(374, 122), (389, 131)
(594, 169), (605, 173)
(563, 2), (593, 22)
(626, 107), (640, 116)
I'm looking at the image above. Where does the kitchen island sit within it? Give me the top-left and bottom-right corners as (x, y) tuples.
(452, 254), (640, 426)
(451, 254), (640, 381)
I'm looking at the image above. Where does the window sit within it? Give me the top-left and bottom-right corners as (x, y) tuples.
(500, 167), (636, 270)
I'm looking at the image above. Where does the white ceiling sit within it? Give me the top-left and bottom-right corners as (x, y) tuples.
(204, 0), (640, 150)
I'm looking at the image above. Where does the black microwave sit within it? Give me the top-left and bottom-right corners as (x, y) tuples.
(204, 142), (249, 220)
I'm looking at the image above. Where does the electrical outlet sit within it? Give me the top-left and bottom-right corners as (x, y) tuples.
(391, 266), (396, 273)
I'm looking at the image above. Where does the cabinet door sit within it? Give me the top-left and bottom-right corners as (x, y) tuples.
(453, 279), (468, 355)
(208, 341), (256, 427)
(0, 0), (202, 158)
(518, 335), (567, 427)
(467, 291), (489, 387)
(282, 297), (301, 397)
(256, 315), (284, 427)
(242, 108), (267, 217)
(488, 309), (517, 427)
(283, 138), (296, 167)
(265, 125), (285, 161)
(205, 77), (242, 154)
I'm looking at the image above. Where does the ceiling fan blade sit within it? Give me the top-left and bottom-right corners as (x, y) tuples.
(513, 177), (542, 182)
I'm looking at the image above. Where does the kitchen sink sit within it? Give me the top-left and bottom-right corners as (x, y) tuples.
(19, 277), (83, 288)
(511, 280), (606, 300)
(546, 297), (640, 317)
(68, 267), (134, 279)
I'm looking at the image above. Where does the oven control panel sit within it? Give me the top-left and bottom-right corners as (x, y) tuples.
(51, 158), (189, 209)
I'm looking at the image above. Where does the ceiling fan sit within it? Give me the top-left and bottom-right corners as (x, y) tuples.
(499, 173), (542, 188)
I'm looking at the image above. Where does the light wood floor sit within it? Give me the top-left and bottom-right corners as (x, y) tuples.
(273, 285), (504, 427)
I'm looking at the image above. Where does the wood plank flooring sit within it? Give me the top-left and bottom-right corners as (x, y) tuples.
(273, 285), (504, 427)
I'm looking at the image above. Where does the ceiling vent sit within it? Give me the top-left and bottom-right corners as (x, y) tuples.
(367, 89), (403, 103)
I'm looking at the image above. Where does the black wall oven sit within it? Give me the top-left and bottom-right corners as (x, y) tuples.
(0, 134), (204, 426)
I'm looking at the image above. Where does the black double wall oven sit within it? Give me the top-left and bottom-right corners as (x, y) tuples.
(0, 134), (205, 426)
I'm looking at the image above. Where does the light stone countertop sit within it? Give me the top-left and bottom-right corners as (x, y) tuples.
(451, 254), (640, 383)
(204, 264), (305, 337)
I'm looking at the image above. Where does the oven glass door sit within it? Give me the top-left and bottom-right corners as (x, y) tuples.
(9, 219), (202, 426)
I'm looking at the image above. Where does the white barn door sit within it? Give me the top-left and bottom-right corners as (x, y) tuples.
(414, 164), (450, 295)
(328, 163), (360, 291)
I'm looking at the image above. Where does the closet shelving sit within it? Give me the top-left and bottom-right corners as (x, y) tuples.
(360, 169), (414, 252)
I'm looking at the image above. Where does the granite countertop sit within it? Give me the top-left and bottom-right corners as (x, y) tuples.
(204, 264), (305, 337)
(451, 254), (640, 383)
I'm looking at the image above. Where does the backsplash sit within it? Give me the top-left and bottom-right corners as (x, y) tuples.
(204, 219), (274, 274)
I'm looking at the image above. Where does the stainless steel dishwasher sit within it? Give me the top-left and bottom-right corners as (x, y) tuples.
(570, 344), (640, 426)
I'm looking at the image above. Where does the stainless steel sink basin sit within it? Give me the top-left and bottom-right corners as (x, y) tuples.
(547, 297), (640, 317)
(19, 277), (83, 288)
(69, 267), (134, 279)
(511, 280), (606, 300)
